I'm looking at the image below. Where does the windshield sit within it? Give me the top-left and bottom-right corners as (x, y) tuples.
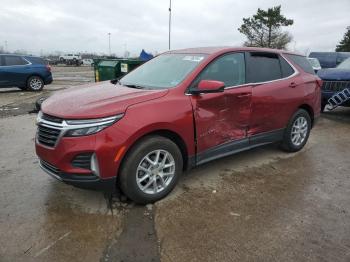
(308, 58), (320, 68)
(120, 54), (207, 89)
(337, 58), (350, 69)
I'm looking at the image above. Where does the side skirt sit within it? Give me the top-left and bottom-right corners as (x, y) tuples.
(195, 128), (285, 166)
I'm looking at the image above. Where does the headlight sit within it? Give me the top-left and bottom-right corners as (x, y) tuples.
(65, 125), (109, 136)
(64, 114), (123, 137)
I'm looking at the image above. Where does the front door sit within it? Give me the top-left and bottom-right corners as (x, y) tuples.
(189, 52), (252, 163)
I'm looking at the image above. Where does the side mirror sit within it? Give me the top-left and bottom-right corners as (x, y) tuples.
(191, 80), (225, 95)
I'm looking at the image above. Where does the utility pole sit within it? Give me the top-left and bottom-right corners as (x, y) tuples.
(108, 33), (111, 56)
(5, 40), (8, 53)
(168, 0), (172, 50)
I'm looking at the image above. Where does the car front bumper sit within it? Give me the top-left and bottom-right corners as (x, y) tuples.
(35, 122), (130, 192)
(39, 158), (117, 192)
(322, 90), (350, 107)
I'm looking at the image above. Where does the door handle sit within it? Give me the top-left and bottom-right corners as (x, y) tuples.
(237, 93), (251, 98)
(289, 82), (297, 88)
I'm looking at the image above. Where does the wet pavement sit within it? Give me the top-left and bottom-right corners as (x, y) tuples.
(0, 68), (350, 261)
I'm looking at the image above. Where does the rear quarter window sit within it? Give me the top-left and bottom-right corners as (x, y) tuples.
(26, 57), (46, 65)
(285, 54), (315, 74)
(279, 56), (295, 78)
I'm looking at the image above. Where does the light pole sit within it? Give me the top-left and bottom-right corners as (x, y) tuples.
(108, 33), (111, 56)
(168, 0), (172, 50)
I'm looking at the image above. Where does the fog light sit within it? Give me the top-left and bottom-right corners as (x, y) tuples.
(90, 153), (100, 177)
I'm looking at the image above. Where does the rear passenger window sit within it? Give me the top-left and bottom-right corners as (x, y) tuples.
(285, 54), (315, 75)
(196, 53), (246, 87)
(246, 52), (282, 83)
(279, 56), (294, 77)
(4, 56), (28, 66)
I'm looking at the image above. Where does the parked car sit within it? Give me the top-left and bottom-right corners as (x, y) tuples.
(0, 54), (52, 91)
(36, 47), (321, 204)
(59, 54), (81, 62)
(309, 52), (350, 69)
(318, 57), (350, 111)
(58, 54), (82, 66)
(307, 57), (321, 73)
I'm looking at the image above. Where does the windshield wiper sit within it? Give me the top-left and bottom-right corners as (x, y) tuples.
(123, 84), (144, 89)
(110, 78), (121, 85)
(111, 79), (144, 89)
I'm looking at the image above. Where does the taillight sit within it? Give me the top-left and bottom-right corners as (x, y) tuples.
(46, 65), (51, 72)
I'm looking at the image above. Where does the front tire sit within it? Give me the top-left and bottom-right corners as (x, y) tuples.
(27, 76), (44, 91)
(119, 136), (183, 204)
(281, 109), (311, 152)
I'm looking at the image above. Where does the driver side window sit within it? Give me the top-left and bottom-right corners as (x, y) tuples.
(194, 53), (246, 88)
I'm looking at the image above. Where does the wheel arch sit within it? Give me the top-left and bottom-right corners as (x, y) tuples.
(298, 104), (314, 127)
(26, 74), (44, 83)
(119, 129), (190, 173)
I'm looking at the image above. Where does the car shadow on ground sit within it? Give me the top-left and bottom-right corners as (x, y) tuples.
(0, 88), (28, 94)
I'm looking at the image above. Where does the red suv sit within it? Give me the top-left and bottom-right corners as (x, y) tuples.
(36, 47), (321, 203)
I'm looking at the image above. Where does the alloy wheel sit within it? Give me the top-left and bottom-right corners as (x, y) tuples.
(136, 149), (175, 194)
(30, 78), (43, 90)
(291, 116), (308, 146)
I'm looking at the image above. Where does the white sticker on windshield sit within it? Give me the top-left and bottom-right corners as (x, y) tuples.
(183, 56), (204, 62)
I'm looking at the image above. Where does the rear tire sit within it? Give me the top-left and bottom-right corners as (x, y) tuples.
(27, 76), (44, 91)
(281, 109), (311, 152)
(119, 136), (183, 204)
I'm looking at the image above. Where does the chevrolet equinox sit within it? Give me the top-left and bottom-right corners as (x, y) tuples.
(36, 47), (322, 204)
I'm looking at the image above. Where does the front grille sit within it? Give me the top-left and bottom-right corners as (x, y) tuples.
(322, 81), (350, 92)
(37, 125), (61, 147)
(42, 113), (63, 123)
(71, 153), (92, 170)
(40, 159), (60, 175)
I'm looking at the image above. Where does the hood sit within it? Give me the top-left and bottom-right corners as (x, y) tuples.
(42, 81), (168, 119)
(317, 68), (350, 81)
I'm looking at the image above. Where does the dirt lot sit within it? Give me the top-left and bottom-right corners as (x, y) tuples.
(0, 66), (349, 261)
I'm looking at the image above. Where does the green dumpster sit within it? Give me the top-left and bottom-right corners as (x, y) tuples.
(95, 59), (144, 82)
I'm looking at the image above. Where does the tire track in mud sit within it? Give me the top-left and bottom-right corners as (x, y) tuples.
(102, 197), (160, 262)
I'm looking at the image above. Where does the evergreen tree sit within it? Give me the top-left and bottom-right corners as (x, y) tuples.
(336, 27), (350, 52)
(238, 6), (294, 49)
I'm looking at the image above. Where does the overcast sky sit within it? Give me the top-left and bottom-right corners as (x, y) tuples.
(0, 0), (349, 56)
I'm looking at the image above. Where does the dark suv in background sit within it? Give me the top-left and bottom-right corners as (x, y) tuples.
(309, 52), (350, 69)
(0, 54), (52, 91)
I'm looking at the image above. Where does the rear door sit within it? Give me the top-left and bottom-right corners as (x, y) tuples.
(189, 52), (252, 162)
(1, 55), (30, 86)
(247, 52), (299, 136)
